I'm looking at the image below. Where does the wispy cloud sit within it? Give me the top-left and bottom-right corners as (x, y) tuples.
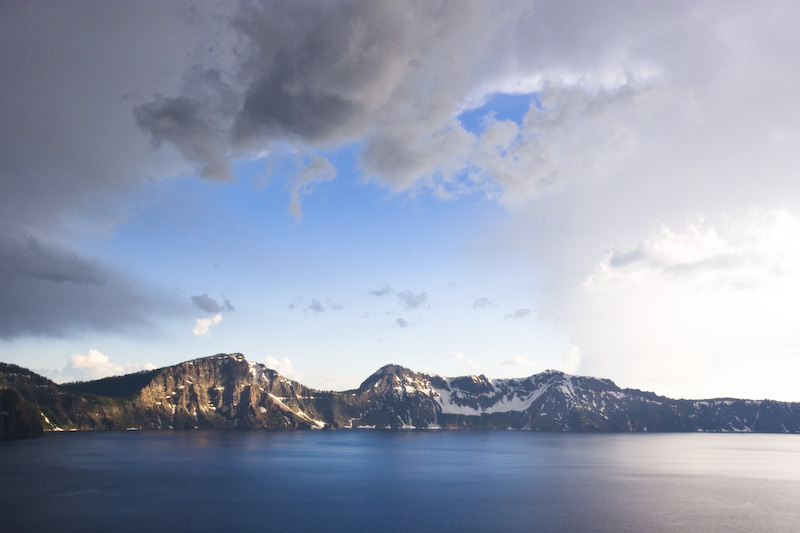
(397, 290), (428, 310)
(369, 285), (394, 298)
(502, 356), (538, 368)
(472, 297), (496, 309)
(287, 155), (336, 218)
(289, 297), (343, 316)
(370, 286), (429, 310)
(504, 308), (531, 321)
(563, 345), (582, 375)
(450, 351), (482, 372)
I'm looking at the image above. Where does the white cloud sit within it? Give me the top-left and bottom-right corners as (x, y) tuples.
(563, 345), (581, 375)
(585, 209), (800, 293)
(264, 356), (301, 381)
(502, 356), (538, 368)
(565, 208), (800, 400)
(67, 349), (124, 380)
(192, 312), (222, 337)
(449, 351), (482, 372)
(39, 351), (156, 384)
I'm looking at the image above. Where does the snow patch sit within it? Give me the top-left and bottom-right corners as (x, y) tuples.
(267, 393), (325, 429)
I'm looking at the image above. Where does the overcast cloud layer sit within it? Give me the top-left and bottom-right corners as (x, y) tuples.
(2, 1), (800, 400)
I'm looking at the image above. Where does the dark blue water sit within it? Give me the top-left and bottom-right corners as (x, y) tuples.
(2, 431), (799, 532)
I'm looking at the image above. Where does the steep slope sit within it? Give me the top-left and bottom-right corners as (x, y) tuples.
(129, 353), (326, 429)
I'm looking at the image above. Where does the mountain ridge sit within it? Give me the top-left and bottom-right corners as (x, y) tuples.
(2, 353), (799, 438)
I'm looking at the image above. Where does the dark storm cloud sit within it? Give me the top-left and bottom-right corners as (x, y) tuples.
(134, 68), (239, 180)
(0, 1), (215, 230)
(0, 237), (186, 339)
(0, 2), (222, 338)
(133, 0), (504, 190)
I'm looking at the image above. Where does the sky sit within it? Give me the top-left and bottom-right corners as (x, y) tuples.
(2, 1), (800, 401)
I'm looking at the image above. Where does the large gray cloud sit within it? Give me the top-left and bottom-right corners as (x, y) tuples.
(133, 0), (506, 189)
(0, 2), (221, 338)
(128, 0), (800, 217)
(0, 237), (185, 338)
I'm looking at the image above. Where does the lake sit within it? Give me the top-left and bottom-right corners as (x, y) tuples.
(2, 431), (799, 532)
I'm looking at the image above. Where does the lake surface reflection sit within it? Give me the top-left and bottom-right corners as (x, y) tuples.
(2, 431), (799, 532)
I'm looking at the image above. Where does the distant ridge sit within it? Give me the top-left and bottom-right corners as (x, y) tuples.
(2, 353), (800, 438)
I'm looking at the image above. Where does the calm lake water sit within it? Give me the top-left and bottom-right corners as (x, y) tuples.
(2, 431), (799, 532)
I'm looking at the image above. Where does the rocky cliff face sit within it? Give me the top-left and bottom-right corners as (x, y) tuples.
(130, 354), (325, 429)
(3, 354), (800, 436)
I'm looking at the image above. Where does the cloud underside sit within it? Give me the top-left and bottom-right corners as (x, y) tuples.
(191, 293), (234, 314)
(131, 0), (706, 213)
(0, 237), (184, 338)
